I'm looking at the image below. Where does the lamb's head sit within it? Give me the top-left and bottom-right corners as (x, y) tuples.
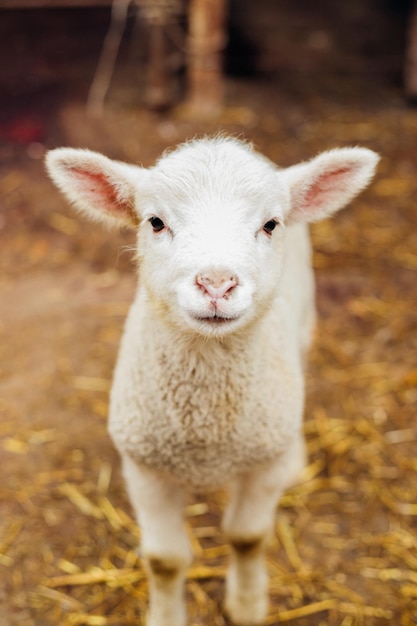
(46, 137), (378, 337)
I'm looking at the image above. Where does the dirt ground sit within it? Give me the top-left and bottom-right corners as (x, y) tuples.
(1, 2), (417, 625)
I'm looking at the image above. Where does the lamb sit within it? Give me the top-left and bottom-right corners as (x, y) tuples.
(45, 136), (378, 626)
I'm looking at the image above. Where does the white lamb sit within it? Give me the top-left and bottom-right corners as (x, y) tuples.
(46, 136), (378, 626)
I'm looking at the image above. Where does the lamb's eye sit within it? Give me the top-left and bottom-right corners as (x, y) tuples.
(263, 219), (278, 235)
(149, 216), (165, 232)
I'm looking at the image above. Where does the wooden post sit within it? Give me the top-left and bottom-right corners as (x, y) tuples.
(87, 0), (131, 117)
(186, 0), (227, 116)
(145, 18), (171, 110)
(139, 0), (184, 110)
(405, 0), (417, 101)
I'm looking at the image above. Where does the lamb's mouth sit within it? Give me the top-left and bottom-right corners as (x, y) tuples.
(193, 314), (239, 325)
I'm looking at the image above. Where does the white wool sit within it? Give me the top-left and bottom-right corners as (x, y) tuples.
(46, 136), (379, 626)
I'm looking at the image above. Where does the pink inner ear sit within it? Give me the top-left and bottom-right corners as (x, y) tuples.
(303, 166), (352, 208)
(69, 166), (132, 216)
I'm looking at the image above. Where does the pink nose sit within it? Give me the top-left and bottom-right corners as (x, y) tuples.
(196, 271), (238, 300)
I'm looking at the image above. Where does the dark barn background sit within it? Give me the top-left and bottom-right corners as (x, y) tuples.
(1, 1), (417, 625)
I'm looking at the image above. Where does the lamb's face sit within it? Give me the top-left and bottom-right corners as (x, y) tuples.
(136, 141), (290, 336)
(45, 136), (378, 339)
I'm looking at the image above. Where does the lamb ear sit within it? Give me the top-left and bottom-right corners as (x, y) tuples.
(281, 147), (379, 225)
(45, 148), (147, 228)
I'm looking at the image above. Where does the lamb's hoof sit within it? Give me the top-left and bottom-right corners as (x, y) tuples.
(225, 592), (268, 625)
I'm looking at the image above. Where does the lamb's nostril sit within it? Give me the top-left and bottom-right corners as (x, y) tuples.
(196, 273), (238, 300)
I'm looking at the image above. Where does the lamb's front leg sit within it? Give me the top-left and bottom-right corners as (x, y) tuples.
(222, 437), (306, 625)
(122, 455), (192, 626)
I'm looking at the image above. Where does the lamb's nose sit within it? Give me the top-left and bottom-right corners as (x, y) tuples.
(196, 272), (238, 299)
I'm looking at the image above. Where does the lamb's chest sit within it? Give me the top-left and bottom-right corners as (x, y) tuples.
(109, 336), (303, 488)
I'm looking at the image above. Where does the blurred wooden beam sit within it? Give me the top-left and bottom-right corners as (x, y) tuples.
(87, 0), (130, 117)
(186, 0), (227, 116)
(139, 1), (184, 111)
(0, 0), (112, 7)
(405, 0), (417, 101)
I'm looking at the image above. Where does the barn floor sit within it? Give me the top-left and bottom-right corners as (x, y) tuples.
(1, 2), (417, 625)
